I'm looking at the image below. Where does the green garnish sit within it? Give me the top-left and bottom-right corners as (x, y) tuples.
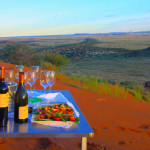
(29, 97), (43, 103)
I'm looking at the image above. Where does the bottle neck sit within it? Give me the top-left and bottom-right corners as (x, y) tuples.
(19, 72), (24, 84)
(0, 66), (5, 80)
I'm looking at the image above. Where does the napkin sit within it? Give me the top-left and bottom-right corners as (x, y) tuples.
(38, 92), (67, 102)
(33, 122), (73, 128)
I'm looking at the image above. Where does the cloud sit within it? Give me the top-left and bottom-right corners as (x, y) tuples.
(125, 17), (150, 24)
(55, 13), (61, 17)
(126, 18), (139, 22)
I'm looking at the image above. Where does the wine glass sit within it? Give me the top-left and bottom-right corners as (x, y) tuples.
(5, 70), (17, 101)
(31, 66), (39, 91)
(24, 72), (28, 87)
(40, 70), (49, 95)
(15, 65), (24, 80)
(5, 70), (14, 82)
(27, 71), (36, 93)
(47, 71), (56, 93)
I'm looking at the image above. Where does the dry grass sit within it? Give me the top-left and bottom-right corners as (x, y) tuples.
(93, 36), (150, 50)
(57, 73), (132, 99)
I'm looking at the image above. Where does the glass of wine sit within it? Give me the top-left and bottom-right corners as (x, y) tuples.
(27, 71), (36, 93)
(47, 71), (56, 93)
(4, 70), (17, 113)
(31, 66), (39, 91)
(15, 65), (24, 81)
(40, 70), (49, 95)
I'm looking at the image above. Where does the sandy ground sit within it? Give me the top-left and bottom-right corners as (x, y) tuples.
(0, 62), (150, 150)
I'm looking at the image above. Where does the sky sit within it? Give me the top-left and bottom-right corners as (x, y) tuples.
(0, 0), (150, 37)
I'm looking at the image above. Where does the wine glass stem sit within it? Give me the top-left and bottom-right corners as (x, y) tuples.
(30, 84), (33, 93)
(34, 81), (36, 91)
(49, 86), (51, 93)
(44, 87), (46, 97)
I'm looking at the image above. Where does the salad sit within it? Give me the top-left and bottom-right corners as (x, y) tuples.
(32, 104), (79, 124)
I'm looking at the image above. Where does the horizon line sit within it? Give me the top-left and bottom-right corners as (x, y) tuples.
(0, 30), (150, 38)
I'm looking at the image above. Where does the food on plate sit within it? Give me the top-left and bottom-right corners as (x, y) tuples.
(32, 104), (79, 124)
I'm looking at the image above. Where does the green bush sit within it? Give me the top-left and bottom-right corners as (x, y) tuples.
(43, 52), (69, 67)
(69, 74), (99, 89)
(41, 62), (56, 70)
(3, 44), (69, 68)
(121, 81), (150, 102)
(142, 90), (150, 102)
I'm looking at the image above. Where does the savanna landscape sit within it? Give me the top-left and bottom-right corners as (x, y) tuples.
(1, 33), (150, 101)
(0, 33), (150, 150)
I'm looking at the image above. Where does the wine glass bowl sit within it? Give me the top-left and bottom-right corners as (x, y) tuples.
(27, 71), (36, 93)
(31, 66), (39, 91)
(40, 70), (49, 95)
(24, 72), (28, 87)
(5, 70), (14, 82)
(47, 71), (56, 92)
(31, 66), (39, 73)
(15, 65), (24, 80)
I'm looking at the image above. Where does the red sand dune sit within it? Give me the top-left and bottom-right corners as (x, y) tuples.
(1, 62), (150, 150)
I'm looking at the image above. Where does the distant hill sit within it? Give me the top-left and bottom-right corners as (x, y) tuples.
(128, 47), (150, 57)
(1, 31), (150, 38)
(51, 38), (150, 58)
(74, 31), (150, 36)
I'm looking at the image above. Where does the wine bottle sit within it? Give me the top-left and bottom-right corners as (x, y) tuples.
(0, 66), (9, 127)
(14, 72), (28, 123)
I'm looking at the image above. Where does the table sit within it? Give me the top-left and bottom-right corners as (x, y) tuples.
(0, 90), (94, 150)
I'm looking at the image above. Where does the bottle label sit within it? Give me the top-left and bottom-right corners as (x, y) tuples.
(0, 93), (9, 107)
(19, 105), (28, 119)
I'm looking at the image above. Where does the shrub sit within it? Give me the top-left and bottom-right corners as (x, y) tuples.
(142, 91), (150, 102)
(121, 81), (150, 102)
(43, 52), (69, 67)
(41, 62), (56, 70)
(3, 44), (41, 66)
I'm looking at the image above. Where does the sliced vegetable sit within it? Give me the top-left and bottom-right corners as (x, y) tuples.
(40, 115), (45, 119)
(55, 106), (58, 109)
(69, 116), (76, 121)
(53, 117), (62, 121)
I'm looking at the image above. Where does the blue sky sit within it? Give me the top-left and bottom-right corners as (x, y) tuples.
(0, 0), (150, 37)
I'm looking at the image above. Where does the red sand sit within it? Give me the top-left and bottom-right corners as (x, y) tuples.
(1, 62), (150, 150)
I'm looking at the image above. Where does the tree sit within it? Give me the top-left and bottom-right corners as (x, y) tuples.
(3, 43), (41, 66)
(43, 52), (69, 67)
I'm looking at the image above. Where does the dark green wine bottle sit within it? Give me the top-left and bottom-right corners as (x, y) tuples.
(14, 72), (28, 123)
(0, 66), (9, 127)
